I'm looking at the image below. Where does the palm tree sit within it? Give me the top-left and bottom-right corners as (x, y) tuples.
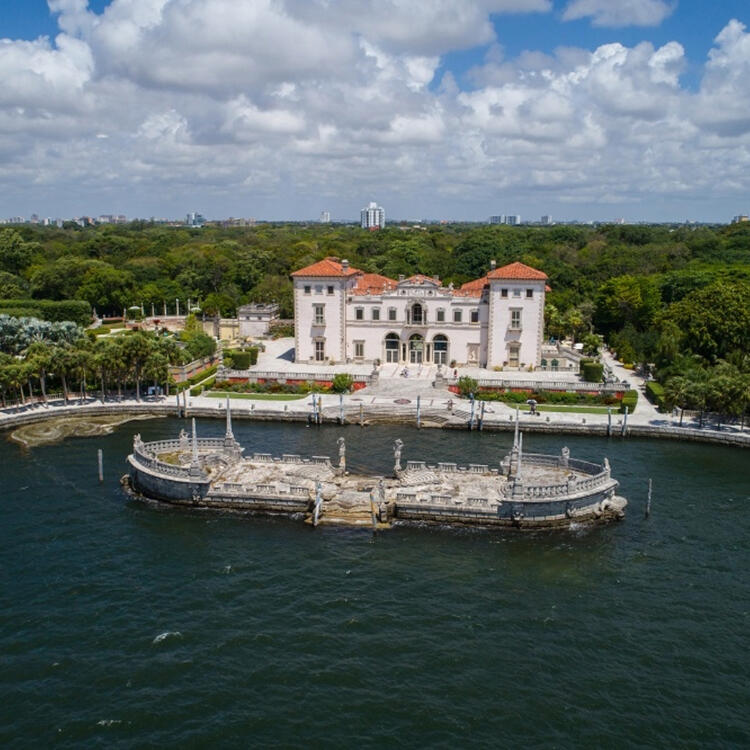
(52, 345), (74, 404)
(664, 375), (690, 427)
(26, 341), (54, 405)
(122, 331), (156, 401)
(98, 338), (126, 399)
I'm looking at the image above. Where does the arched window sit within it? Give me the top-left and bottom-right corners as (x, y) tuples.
(551, 358), (559, 371)
(541, 358), (548, 369)
(433, 334), (448, 365)
(384, 333), (400, 363)
(411, 303), (424, 324)
(409, 333), (424, 364)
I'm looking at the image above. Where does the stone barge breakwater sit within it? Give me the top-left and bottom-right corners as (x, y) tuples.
(124, 400), (627, 530)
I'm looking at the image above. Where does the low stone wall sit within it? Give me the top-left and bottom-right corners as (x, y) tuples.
(1, 399), (748, 450)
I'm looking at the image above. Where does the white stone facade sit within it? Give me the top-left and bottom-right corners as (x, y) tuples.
(238, 303), (279, 338)
(291, 258), (548, 369)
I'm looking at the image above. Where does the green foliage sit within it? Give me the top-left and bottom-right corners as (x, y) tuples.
(227, 351), (251, 370)
(331, 373), (354, 393)
(182, 312), (203, 338)
(0, 272), (29, 298)
(184, 333), (216, 360)
(581, 360), (604, 383)
(0, 229), (38, 275)
(190, 375), (217, 396)
(645, 381), (665, 408)
(662, 280), (750, 363)
(223, 347), (258, 370)
(594, 275), (660, 335)
(620, 390), (639, 413)
(0, 299), (91, 326)
(474, 389), (619, 406)
(269, 321), (294, 339)
(457, 375), (478, 397)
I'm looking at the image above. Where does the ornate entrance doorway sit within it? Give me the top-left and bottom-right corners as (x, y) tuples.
(384, 333), (400, 363)
(409, 334), (424, 364)
(433, 334), (448, 365)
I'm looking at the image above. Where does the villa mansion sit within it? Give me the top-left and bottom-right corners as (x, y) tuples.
(291, 258), (551, 370)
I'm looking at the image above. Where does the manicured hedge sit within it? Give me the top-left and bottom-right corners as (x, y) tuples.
(581, 360), (604, 383)
(190, 376), (216, 396)
(224, 346), (258, 370)
(474, 389), (619, 406)
(0, 299), (91, 326)
(620, 389), (638, 413)
(645, 381), (665, 408)
(175, 364), (218, 392)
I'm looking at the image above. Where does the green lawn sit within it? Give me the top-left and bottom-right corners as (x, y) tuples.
(516, 403), (611, 415)
(93, 323), (128, 337)
(205, 391), (307, 401)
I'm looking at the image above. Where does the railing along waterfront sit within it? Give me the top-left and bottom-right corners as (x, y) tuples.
(220, 369), (370, 382)
(443, 378), (628, 394)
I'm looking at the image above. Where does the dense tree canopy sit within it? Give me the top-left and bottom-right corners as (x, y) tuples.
(2, 221), (750, 406)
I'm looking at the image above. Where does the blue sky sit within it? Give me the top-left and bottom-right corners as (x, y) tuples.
(1, 0), (750, 222)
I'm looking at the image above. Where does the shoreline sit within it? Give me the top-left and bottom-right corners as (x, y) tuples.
(2, 397), (749, 448)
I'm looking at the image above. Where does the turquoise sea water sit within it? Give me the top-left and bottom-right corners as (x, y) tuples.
(1, 419), (749, 748)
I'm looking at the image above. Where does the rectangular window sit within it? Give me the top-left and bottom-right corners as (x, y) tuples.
(470, 310), (479, 323)
(354, 341), (364, 358)
(372, 308), (380, 321)
(315, 341), (325, 361)
(327, 285), (335, 295)
(436, 308), (445, 322)
(355, 307), (364, 320)
(315, 285), (323, 294)
(513, 288), (522, 298)
(526, 289), (533, 298)
(304, 285), (311, 295)
(314, 305), (324, 325)
(501, 288), (508, 298)
(510, 309), (522, 329)
(388, 307), (397, 321)
(453, 309), (462, 323)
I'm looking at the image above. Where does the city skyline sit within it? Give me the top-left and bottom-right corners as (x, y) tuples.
(2, 1), (750, 222)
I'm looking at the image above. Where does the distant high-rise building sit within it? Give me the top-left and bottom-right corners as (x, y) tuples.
(320, 210), (331, 224)
(540, 215), (553, 225)
(186, 212), (205, 227)
(489, 214), (521, 226)
(732, 214), (749, 223)
(361, 201), (385, 230)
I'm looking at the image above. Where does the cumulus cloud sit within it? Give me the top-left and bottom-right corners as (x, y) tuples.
(0, 3), (748, 219)
(562, 0), (675, 28)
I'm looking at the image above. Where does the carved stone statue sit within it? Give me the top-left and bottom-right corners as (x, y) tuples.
(393, 439), (404, 473)
(179, 429), (189, 450)
(560, 446), (570, 468)
(337, 436), (346, 473)
(603, 457), (610, 474)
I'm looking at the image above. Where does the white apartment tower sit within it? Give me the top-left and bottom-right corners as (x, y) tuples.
(361, 201), (385, 230)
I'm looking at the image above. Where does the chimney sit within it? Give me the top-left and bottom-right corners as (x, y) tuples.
(490, 259), (497, 270)
(341, 259), (349, 272)
(433, 275), (440, 282)
(398, 274), (405, 282)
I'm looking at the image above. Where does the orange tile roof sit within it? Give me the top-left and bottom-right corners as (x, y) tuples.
(454, 276), (488, 298)
(486, 261), (548, 281)
(291, 257), (360, 278)
(351, 273), (397, 295)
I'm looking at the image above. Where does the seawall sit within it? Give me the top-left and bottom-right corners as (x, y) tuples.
(1, 399), (749, 449)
